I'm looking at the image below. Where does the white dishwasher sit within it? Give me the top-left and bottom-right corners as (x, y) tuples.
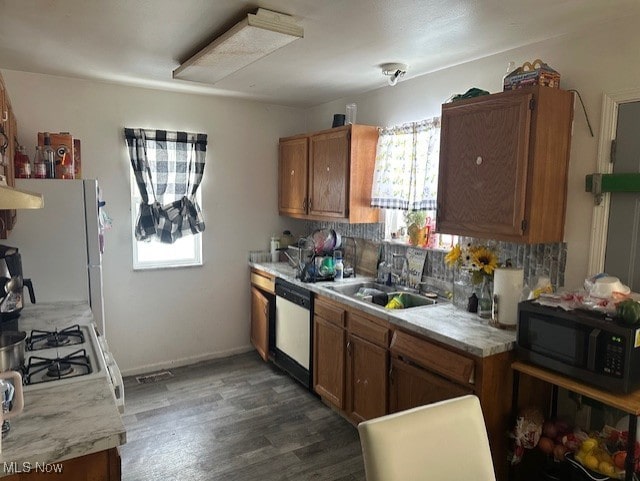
(274, 278), (313, 389)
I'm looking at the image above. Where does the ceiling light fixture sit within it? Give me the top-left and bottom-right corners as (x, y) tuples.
(173, 8), (303, 85)
(381, 63), (408, 86)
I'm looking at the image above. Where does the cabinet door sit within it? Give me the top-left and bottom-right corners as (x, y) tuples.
(437, 91), (532, 239)
(278, 137), (308, 216)
(250, 287), (270, 362)
(346, 334), (388, 423)
(389, 357), (473, 414)
(313, 316), (346, 409)
(308, 129), (349, 219)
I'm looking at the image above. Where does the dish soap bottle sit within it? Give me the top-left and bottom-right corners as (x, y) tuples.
(334, 251), (344, 280)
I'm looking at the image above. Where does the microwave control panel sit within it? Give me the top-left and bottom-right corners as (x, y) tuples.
(602, 335), (625, 377)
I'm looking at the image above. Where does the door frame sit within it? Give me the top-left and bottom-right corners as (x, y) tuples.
(588, 88), (640, 275)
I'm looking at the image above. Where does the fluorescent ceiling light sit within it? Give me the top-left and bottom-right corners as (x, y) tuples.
(173, 8), (303, 84)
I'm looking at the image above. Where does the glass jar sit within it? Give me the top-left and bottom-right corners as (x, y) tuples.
(452, 269), (474, 310)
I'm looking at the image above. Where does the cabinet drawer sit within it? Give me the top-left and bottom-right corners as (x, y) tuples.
(250, 271), (275, 294)
(390, 330), (475, 385)
(315, 297), (345, 327)
(348, 312), (389, 347)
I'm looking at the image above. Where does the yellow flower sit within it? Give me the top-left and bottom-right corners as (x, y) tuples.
(445, 244), (462, 267)
(471, 247), (498, 275)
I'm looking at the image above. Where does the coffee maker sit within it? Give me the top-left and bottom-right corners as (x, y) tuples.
(0, 245), (35, 328)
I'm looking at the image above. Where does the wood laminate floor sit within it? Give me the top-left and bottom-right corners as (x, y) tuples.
(120, 352), (365, 480)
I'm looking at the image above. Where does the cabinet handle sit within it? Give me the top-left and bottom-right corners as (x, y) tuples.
(1, 111), (7, 123)
(303, 198), (308, 210)
(346, 340), (351, 354)
(308, 198), (313, 209)
(290, 169), (295, 176)
(476, 156), (483, 166)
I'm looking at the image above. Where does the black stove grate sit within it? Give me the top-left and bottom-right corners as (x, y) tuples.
(26, 325), (85, 351)
(23, 349), (92, 385)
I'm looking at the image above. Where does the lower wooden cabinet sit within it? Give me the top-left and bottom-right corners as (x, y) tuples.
(5, 448), (121, 481)
(389, 356), (472, 413)
(313, 296), (389, 423)
(346, 334), (388, 423)
(249, 269), (275, 362)
(311, 294), (513, 481)
(313, 316), (346, 409)
(250, 286), (270, 361)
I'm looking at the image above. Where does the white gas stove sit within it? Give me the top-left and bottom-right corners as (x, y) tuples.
(22, 323), (124, 412)
(23, 324), (105, 387)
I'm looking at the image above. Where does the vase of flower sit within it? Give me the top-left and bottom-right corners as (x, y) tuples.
(445, 241), (499, 315)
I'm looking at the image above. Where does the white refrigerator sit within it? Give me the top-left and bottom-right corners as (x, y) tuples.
(11, 179), (106, 336)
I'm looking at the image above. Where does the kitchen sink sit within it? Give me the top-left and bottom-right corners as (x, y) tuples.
(387, 292), (437, 308)
(325, 281), (396, 297)
(325, 281), (439, 309)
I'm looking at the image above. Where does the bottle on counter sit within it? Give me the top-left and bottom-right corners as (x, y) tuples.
(60, 152), (75, 179)
(14, 146), (31, 179)
(43, 132), (56, 179)
(270, 236), (280, 263)
(33, 146), (47, 179)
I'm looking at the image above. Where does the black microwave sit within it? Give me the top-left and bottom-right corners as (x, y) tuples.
(517, 300), (640, 393)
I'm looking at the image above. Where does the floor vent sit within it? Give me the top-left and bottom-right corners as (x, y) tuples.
(136, 371), (173, 384)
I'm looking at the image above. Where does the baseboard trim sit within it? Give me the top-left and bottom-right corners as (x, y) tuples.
(121, 345), (255, 377)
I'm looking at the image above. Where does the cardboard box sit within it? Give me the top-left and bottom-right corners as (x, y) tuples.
(503, 59), (560, 91)
(37, 132), (81, 179)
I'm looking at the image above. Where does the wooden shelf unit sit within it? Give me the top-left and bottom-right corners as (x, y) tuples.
(512, 361), (640, 481)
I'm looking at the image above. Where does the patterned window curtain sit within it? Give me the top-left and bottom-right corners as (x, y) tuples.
(124, 128), (207, 244)
(370, 117), (441, 211)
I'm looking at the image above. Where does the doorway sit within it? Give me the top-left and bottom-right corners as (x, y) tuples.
(603, 101), (640, 291)
(588, 89), (640, 292)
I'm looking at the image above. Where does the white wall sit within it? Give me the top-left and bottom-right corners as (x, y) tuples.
(306, 14), (640, 291)
(4, 13), (639, 373)
(1, 71), (306, 374)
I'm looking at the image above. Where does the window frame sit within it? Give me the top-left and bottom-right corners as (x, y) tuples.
(129, 169), (203, 270)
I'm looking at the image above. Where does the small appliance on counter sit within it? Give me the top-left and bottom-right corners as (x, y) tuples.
(517, 300), (640, 393)
(0, 245), (36, 328)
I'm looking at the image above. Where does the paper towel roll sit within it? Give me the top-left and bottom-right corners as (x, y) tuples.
(493, 267), (524, 327)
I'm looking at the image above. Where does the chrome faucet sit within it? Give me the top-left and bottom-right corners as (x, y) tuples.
(391, 254), (408, 286)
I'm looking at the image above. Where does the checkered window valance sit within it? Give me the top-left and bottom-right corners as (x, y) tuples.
(370, 118), (440, 211)
(124, 128), (207, 244)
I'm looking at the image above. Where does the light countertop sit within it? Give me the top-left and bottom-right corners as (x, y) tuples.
(250, 262), (516, 358)
(0, 302), (126, 475)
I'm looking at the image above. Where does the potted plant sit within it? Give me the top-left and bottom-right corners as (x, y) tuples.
(404, 210), (428, 246)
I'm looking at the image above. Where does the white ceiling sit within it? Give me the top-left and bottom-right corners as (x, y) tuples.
(1, 0), (639, 108)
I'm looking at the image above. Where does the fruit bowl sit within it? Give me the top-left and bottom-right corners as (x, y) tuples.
(566, 453), (613, 480)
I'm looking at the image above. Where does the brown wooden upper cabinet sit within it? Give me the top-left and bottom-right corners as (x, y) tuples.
(278, 124), (380, 223)
(436, 86), (574, 243)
